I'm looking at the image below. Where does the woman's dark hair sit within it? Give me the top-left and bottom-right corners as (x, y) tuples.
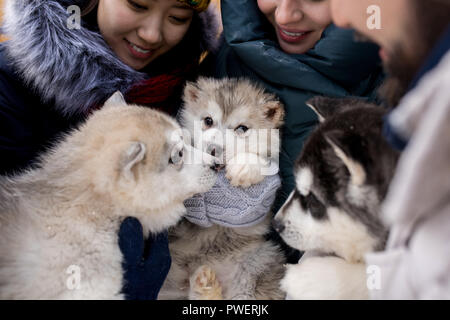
(81, 0), (99, 16)
(140, 10), (205, 76)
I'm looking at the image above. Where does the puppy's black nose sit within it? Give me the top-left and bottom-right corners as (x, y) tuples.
(272, 219), (285, 234)
(210, 162), (225, 172)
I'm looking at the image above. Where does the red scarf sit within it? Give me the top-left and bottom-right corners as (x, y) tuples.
(124, 64), (195, 116)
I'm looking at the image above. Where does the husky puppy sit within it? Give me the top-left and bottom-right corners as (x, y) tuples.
(0, 92), (218, 299)
(273, 97), (399, 299)
(158, 78), (286, 300)
(179, 77), (284, 187)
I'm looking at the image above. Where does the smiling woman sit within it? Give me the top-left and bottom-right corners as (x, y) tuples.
(257, 0), (332, 54)
(97, 0), (196, 70)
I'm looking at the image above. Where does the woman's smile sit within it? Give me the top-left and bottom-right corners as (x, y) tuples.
(277, 26), (313, 44)
(125, 39), (156, 60)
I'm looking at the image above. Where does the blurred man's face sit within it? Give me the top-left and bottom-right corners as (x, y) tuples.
(330, 0), (411, 64)
(330, 0), (431, 106)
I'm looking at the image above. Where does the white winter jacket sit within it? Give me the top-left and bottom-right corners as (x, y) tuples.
(365, 51), (450, 299)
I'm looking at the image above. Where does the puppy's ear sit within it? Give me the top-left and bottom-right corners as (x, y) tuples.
(121, 142), (146, 182)
(183, 81), (201, 104)
(306, 96), (370, 122)
(264, 101), (285, 127)
(325, 130), (366, 186)
(104, 91), (127, 109)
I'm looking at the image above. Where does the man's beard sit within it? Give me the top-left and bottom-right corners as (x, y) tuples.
(378, 44), (423, 108)
(377, 0), (450, 108)
(352, 30), (419, 107)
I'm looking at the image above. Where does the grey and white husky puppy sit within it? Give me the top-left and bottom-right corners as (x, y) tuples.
(158, 78), (287, 300)
(0, 93), (218, 299)
(273, 97), (399, 299)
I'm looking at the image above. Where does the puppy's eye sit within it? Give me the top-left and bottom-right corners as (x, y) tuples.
(204, 117), (214, 128)
(235, 125), (249, 135)
(298, 193), (308, 211)
(169, 148), (184, 168)
(306, 193), (327, 220)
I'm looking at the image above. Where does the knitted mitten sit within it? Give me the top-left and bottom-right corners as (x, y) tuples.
(184, 170), (281, 228)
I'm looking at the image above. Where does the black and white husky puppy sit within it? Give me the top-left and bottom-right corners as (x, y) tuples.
(273, 97), (399, 299)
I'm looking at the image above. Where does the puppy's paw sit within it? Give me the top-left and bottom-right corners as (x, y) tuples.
(226, 153), (267, 187)
(189, 265), (223, 300)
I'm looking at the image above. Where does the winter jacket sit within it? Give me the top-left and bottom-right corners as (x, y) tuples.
(366, 26), (450, 300)
(210, 0), (385, 217)
(0, 0), (217, 299)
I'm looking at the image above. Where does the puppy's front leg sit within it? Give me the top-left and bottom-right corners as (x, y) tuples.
(189, 265), (223, 300)
(281, 256), (368, 300)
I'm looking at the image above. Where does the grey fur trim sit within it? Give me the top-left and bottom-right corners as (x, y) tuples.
(1, 0), (218, 116)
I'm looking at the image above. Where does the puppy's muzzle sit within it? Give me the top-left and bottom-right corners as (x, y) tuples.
(207, 143), (225, 170)
(211, 161), (225, 172)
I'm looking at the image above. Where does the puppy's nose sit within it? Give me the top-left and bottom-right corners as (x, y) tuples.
(272, 219), (285, 234)
(210, 161), (225, 172)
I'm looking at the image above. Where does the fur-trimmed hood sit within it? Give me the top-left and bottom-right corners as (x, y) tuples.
(1, 0), (218, 116)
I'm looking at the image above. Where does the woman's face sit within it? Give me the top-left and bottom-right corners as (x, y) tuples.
(257, 0), (332, 54)
(98, 0), (194, 70)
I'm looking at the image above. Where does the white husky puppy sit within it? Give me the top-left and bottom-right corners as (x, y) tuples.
(0, 92), (218, 299)
(159, 78), (286, 300)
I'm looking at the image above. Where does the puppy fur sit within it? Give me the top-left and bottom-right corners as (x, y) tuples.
(158, 78), (286, 300)
(0, 93), (217, 299)
(273, 97), (400, 299)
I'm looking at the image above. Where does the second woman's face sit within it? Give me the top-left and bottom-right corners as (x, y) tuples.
(98, 0), (194, 70)
(257, 0), (332, 54)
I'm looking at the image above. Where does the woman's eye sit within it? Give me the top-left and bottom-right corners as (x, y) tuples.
(169, 16), (191, 25)
(235, 125), (249, 134)
(204, 117), (214, 127)
(127, 0), (147, 10)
